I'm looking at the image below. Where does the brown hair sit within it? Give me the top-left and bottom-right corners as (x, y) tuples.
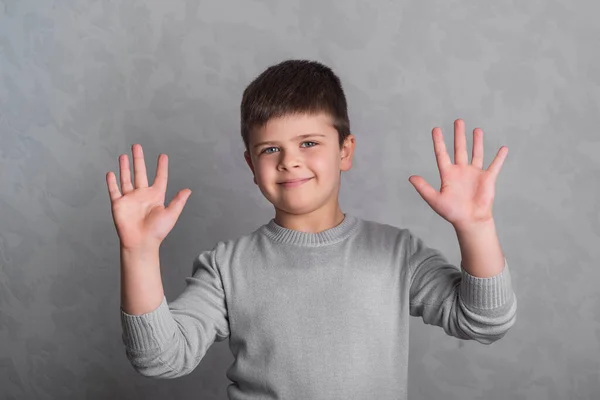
(240, 59), (351, 152)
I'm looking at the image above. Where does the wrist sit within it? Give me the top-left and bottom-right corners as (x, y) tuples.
(453, 218), (495, 234)
(120, 241), (161, 254)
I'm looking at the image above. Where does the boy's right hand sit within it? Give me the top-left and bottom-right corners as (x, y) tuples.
(106, 144), (192, 251)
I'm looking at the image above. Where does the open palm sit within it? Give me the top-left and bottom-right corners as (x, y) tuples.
(106, 144), (192, 250)
(408, 119), (508, 229)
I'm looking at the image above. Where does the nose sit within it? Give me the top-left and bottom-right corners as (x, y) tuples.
(277, 149), (301, 171)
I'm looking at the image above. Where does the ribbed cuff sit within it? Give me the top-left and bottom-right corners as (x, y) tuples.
(460, 258), (514, 310)
(120, 296), (178, 351)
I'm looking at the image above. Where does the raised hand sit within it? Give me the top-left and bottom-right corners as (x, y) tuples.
(408, 119), (508, 229)
(106, 144), (192, 250)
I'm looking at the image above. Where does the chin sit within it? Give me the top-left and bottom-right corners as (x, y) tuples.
(269, 198), (319, 215)
(275, 203), (315, 215)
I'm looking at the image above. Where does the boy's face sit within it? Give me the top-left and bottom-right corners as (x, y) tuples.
(244, 113), (355, 217)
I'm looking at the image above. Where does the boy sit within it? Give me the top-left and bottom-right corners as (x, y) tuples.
(107, 59), (517, 399)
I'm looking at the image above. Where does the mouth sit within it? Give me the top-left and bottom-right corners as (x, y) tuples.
(278, 177), (313, 188)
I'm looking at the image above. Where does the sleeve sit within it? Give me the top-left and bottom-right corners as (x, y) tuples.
(407, 231), (517, 344)
(120, 242), (230, 378)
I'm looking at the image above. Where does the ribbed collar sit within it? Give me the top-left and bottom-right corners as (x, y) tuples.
(261, 213), (359, 247)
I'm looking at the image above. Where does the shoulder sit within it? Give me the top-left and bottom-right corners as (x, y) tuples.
(196, 222), (270, 262)
(352, 215), (414, 247)
(355, 215), (410, 238)
(190, 223), (269, 276)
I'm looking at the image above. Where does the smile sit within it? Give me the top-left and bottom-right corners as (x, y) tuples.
(278, 177), (313, 188)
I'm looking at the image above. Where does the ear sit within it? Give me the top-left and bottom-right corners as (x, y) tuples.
(340, 134), (356, 172)
(244, 150), (258, 185)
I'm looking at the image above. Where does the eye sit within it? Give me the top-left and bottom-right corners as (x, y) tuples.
(260, 147), (279, 155)
(301, 141), (318, 148)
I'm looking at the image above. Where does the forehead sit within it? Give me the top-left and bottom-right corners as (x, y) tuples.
(252, 113), (336, 142)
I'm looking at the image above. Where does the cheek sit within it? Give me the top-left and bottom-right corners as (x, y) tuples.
(309, 152), (339, 176)
(255, 158), (275, 179)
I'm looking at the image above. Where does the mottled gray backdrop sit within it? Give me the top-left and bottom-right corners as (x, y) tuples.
(1, 0), (599, 399)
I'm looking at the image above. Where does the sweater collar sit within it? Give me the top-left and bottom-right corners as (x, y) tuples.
(261, 213), (359, 247)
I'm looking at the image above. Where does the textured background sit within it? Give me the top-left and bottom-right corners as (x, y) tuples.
(1, 0), (599, 399)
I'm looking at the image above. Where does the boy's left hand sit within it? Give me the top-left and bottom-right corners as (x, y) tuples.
(408, 119), (508, 230)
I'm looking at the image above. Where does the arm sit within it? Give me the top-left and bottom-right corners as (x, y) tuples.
(407, 119), (516, 344)
(120, 245), (165, 315)
(120, 243), (230, 378)
(454, 219), (505, 278)
(407, 229), (517, 344)
(106, 144), (228, 378)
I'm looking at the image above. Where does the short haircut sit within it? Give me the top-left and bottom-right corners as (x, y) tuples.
(240, 59), (351, 151)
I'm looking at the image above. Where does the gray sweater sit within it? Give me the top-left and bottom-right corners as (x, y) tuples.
(120, 214), (517, 399)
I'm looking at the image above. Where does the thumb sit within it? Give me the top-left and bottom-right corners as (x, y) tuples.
(408, 176), (438, 207)
(165, 189), (192, 218)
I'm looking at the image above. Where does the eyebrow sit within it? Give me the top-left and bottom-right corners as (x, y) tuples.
(252, 134), (326, 149)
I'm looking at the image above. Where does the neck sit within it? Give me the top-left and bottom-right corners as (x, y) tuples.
(273, 204), (345, 233)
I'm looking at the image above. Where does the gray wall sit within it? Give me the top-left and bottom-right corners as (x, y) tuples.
(1, 0), (599, 399)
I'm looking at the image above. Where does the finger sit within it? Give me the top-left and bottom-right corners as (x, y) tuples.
(487, 146), (508, 179)
(120, 154), (134, 194)
(132, 144), (149, 188)
(106, 171), (122, 202)
(454, 119), (468, 165)
(409, 175), (439, 208)
(152, 154), (168, 192)
(165, 189), (192, 219)
(432, 127), (452, 178)
(471, 128), (484, 169)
